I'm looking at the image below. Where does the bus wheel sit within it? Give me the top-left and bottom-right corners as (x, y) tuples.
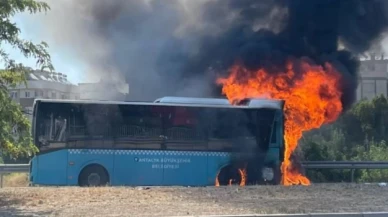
(216, 165), (243, 186)
(79, 164), (109, 187)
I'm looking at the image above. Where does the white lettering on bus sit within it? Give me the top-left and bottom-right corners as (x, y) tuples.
(138, 158), (160, 163)
(161, 158), (191, 163)
(151, 164), (179, 169)
(136, 157), (191, 169)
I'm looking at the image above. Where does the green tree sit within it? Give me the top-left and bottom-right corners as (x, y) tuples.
(343, 95), (388, 147)
(353, 140), (388, 182)
(0, 0), (53, 158)
(302, 95), (388, 183)
(302, 127), (354, 182)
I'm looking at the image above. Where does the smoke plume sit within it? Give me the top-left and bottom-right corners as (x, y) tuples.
(30, 0), (388, 105)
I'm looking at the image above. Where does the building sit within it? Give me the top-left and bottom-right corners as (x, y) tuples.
(78, 80), (129, 101)
(8, 69), (131, 122)
(357, 53), (388, 101)
(9, 70), (79, 121)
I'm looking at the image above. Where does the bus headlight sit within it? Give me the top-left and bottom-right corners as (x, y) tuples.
(262, 167), (274, 181)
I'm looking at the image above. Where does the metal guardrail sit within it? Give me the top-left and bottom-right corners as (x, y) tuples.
(0, 164), (29, 174)
(302, 161), (388, 169)
(0, 164), (29, 188)
(301, 161), (388, 182)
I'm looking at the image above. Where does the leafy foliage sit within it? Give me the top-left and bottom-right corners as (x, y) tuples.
(303, 94), (388, 182)
(0, 0), (52, 158)
(352, 140), (388, 182)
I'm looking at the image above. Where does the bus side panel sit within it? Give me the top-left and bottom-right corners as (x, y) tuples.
(29, 156), (38, 184)
(67, 149), (115, 186)
(113, 150), (164, 186)
(206, 152), (231, 185)
(162, 151), (207, 186)
(35, 150), (68, 185)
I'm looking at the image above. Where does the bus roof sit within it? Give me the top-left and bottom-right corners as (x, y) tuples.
(154, 96), (284, 109)
(33, 97), (284, 110)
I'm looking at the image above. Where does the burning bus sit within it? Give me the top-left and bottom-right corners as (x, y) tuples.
(29, 97), (284, 186)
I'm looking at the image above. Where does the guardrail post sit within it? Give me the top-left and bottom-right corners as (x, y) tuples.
(351, 169), (355, 183)
(0, 173), (3, 188)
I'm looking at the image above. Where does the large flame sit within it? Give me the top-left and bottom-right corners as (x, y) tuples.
(217, 59), (343, 185)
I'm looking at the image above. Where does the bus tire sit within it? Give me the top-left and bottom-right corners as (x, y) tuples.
(78, 164), (109, 187)
(216, 165), (243, 186)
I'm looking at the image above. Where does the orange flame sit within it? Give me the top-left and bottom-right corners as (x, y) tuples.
(238, 168), (246, 186)
(215, 168), (247, 186)
(217, 59), (343, 185)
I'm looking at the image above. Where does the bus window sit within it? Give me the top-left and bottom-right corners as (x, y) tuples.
(270, 121), (277, 144)
(163, 106), (207, 150)
(116, 104), (162, 139)
(208, 109), (253, 139)
(36, 103), (70, 149)
(171, 107), (198, 127)
(82, 104), (113, 139)
(207, 108), (253, 151)
(208, 108), (276, 152)
(114, 104), (163, 149)
(255, 109), (276, 152)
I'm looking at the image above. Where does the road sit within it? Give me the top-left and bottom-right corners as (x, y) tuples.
(0, 184), (387, 217)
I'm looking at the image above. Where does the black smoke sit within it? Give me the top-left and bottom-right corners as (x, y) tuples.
(160, 0), (388, 110)
(31, 0), (388, 107)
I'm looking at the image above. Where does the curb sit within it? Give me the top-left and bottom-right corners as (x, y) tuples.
(171, 212), (388, 217)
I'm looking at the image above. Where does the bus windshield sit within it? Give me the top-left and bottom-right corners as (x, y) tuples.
(33, 101), (279, 152)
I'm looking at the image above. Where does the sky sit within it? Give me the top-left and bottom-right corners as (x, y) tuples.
(3, 13), (84, 84)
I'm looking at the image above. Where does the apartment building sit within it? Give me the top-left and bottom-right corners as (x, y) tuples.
(9, 70), (79, 121)
(78, 80), (129, 101)
(357, 54), (388, 101)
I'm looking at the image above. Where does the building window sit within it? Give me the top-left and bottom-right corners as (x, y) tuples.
(25, 91), (30, 98)
(10, 91), (18, 99)
(362, 80), (376, 100)
(35, 90), (44, 98)
(367, 64), (375, 71)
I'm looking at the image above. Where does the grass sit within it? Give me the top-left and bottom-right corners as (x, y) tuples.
(2, 173), (29, 187)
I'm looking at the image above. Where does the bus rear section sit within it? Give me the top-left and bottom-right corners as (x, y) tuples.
(30, 98), (284, 186)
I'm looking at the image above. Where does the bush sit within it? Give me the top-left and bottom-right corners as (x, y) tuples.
(302, 95), (388, 183)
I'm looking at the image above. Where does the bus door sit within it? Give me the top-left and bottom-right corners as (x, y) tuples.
(35, 104), (70, 185)
(267, 109), (282, 164)
(161, 106), (208, 186)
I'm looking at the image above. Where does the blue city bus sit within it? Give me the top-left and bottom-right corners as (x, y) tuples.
(29, 97), (285, 186)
